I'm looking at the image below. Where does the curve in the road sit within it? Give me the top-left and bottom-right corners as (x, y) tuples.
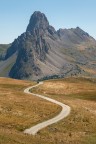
(24, 82), (71, 135)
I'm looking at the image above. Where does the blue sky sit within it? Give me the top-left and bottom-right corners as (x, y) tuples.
(0, 0), (96, 44)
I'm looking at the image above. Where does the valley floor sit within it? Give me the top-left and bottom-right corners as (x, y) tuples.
(0, 77), (96, 144)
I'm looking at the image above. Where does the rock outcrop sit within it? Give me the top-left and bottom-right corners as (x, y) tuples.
(2, 11), (96, 80)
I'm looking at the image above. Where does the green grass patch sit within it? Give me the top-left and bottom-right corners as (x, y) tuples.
(82, 134), (96, 144)
(66, 92), (96, 101)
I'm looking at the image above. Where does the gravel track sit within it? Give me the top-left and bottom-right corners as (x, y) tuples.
(24, 82), (71, 135)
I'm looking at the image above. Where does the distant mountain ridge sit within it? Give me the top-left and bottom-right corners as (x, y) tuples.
(0, 44), (11, 60)
(0, 11), (96, 80)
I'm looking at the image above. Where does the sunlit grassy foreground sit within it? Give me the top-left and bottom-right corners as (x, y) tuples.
(32, 77), (96, 144)
(0, 77), (60, 144)
(0, 77), (96, 144)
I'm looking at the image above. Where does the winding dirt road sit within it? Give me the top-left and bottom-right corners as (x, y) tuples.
(24, 82), (71, 135)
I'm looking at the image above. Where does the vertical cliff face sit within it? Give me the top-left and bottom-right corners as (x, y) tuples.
(26, 11), (49, 32)
(8, 11), (57, 80)
(3, 11), (96, 80)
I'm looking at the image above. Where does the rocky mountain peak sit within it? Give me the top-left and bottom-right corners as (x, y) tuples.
(2, 11), (96, 80)
(74, 27), (90, 37)
(26, 11), (49, 32)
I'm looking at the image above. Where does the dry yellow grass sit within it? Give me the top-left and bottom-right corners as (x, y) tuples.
(0, 77), (96, 144)
(32, 77), (96, 144)
(0, 77), (60, 144)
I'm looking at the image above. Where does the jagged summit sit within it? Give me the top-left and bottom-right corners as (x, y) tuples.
(26, 11), (49, 32)
(1, 11), (96, 80)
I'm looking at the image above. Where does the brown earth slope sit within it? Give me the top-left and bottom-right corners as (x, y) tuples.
(0, 77), (96, 144)
(32, 77), (96, 144)
(0, 77), (60, 144)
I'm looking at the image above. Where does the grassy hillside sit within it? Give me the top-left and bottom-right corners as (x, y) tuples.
(32, 77), (96, 144)
(0, 44), (10, 53)
(0, 77), (96, 144)
(0, 44), (11, 60)
(0, 77), (60, 144)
